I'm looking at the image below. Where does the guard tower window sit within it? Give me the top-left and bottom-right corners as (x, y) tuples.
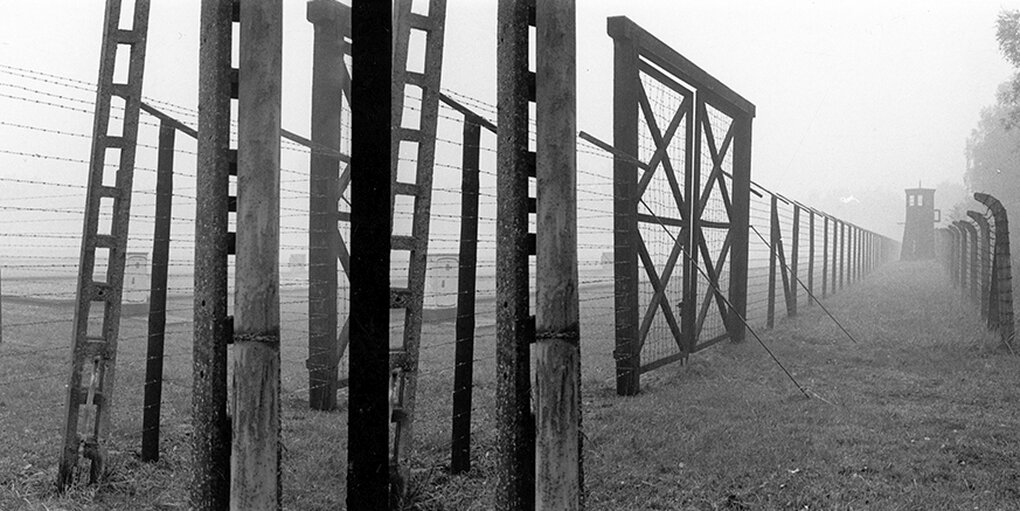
(918, 195), (924, 206)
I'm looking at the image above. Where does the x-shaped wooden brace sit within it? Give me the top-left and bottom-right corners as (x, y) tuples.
(633, 77), (692, 355)
(691, 104), (736, 343)
(637, 81), (690, 215)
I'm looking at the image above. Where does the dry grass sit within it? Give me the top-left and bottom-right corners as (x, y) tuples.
(3, 261), (1020, 509)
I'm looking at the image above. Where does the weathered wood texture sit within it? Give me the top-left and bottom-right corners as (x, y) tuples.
(231, 1), (283, 509)
(535, 0), (581, 508)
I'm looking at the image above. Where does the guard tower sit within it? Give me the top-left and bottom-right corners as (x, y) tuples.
(901, 186), (937, 260)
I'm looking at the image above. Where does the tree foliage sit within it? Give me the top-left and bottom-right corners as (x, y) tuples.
(964, 10), (1020, 227)
(996, 10), (1020, 127)
(965, 84), (1020, 216)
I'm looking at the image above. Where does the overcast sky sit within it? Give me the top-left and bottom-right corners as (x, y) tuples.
(0, 1), (1017, 256)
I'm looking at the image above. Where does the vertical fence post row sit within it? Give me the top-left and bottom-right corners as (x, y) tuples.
(347, 0), (392, 506)
(611, 12), (640, 395)
(968, 211), (991, 319)
(193, 0), (232, 507)
(141, 121), (175, 462)
(534, 3), (581, 507)
(974, 193), (1015, 346)
(450, 116), (482, 475)
(496, 0), (536, 508)
(306, 0), (347, 412)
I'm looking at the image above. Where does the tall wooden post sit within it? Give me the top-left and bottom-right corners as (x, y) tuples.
(727, 116), (752, 342)
(306, 0), (346, 412)
(496, 1), (536, 508)
(611, 10), (641, 395)
(193, 0), (233, 507)
(231, 2), (282, 508)
(535, 1), (580, 508)
(451, 117), (481, 474)
(348, 0), (393, 507)
(141, 122), (175, 462)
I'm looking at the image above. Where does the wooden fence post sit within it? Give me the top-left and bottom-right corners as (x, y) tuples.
(231, 1), (282, 507)
(611, 10), (641, 394)
(347, 0), (393, 507)
(451, 117), (481, 475)
(306, 0), (346, 412)
(727, 115), (752, 342)
(141, 121), (175, 462)
(534, 3), (581, 508)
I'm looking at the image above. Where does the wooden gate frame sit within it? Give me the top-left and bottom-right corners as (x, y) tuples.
(609, 16), (754, 396)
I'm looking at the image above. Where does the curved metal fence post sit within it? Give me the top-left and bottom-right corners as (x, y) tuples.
(974, 193), (1014, 346)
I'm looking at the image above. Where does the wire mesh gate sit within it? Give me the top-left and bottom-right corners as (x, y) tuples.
(610, 17), (755, 396)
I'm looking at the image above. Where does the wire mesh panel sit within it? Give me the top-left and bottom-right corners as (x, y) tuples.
(633, 67), (692, 372)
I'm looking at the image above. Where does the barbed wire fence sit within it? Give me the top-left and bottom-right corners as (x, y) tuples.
(1, 57), (899, 499)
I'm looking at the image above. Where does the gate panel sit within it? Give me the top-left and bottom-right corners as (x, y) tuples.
(610, 16), (755, 394)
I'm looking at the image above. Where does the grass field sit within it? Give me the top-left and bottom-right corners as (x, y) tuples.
(3, 260), (1019, 510)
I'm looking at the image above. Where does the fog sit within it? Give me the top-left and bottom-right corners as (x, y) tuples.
(0, 0), (1015, 268)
